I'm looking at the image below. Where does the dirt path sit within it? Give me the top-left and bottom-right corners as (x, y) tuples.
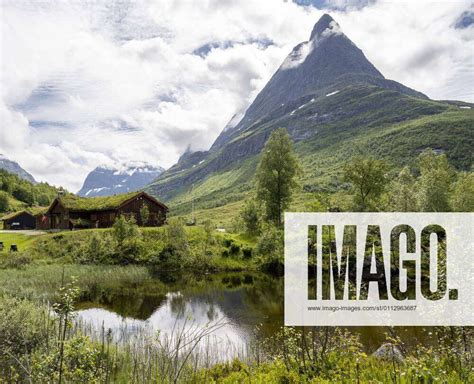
(0, 230), (47, 236)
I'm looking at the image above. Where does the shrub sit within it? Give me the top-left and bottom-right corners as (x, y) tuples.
(223, 238), (233, 248)
(0, 297), (52, 360)
(240, 199), (261, 234)
(112, 215), (140, 245)
(30, 335), (107, 383)
(229, 243), (240, 255)
(242, 247), (252, 259)
(256, 225), (284, 275)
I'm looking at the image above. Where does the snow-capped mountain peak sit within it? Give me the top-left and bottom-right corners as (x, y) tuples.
(78, 163), (164, 197)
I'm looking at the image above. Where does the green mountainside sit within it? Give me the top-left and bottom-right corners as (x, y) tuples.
(147, 14), (474, 216)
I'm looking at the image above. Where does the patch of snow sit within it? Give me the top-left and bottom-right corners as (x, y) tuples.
(326, 90), (340, 97)
(281, 40), (314, 70)
(198, 160), (205, 164)
(291, 99), (316, 115)
(459, 106), (471, 109)
(321, 21), (343, 39)
(85, 187), (109, 196)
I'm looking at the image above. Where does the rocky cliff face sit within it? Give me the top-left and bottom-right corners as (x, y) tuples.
(78, 164), (164, 197)
(0, 154), (36, 183)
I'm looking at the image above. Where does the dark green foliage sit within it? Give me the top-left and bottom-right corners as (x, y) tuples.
(256, 225), (284, 275)
(223, 238), (233, 248)
(229, 243), (240, 255)
(0, 191), (9, 212)
(256, 128), (301, 226)
(242, 247), (252, 259)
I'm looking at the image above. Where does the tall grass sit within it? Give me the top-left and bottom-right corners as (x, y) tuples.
(0, 264), (151, 301)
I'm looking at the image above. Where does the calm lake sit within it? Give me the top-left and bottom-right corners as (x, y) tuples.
(75, 271), (436, 360)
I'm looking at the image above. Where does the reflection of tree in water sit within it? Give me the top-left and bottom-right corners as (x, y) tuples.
(82, 290), (167, 320)
(206, 303), (217, 322)
(168, 293), (186, 318)
(240, 275), (284, 336)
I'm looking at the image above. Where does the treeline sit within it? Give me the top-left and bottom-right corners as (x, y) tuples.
(236, 128), (473, 273)
(316, 148), (473, 213)
(0, 169), (64, 213)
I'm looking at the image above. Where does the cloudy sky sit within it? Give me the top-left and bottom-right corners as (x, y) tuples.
(1, 0), (472, 192)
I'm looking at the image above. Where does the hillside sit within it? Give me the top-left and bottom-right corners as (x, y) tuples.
(0, 169), (64, 214)
(147, 14), (474, 215)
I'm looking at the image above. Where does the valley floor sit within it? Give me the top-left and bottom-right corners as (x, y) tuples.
(0, 226), (472, 382)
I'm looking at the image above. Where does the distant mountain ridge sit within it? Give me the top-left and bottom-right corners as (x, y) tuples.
(78, 164), (164, 197)
(147, 14), (473, 213)
(0, 154), (36, 183)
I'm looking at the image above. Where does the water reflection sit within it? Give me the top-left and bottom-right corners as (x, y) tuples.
(75, 271), (436, 360)
(78, 291), (248, 355)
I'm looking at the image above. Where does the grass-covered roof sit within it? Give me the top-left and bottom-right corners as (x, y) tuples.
(54, 191), (162, 212)
(1, 206), (48, 221)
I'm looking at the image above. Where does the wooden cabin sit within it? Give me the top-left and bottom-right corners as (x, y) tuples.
(1, 210), (37, 230)
(41, 191), (168, 230)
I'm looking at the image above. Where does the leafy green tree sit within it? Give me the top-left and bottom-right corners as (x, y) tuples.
(159, 218), (189, 268)
(256, 128), (301, 226)
(240, 199), (261, 234)
(0, 192), (9, 213)
(37, 193), (51, 206)
(343, 156), (388, 211)
(416, 150), (454, 212)
(450, 172), (474, 212)
(388, 166), (418, 211)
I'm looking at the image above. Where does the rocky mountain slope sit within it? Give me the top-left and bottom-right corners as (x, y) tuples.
(78, 164), (164, 197)
(0, 154), (36, 183)
(147, 14), (473, 213)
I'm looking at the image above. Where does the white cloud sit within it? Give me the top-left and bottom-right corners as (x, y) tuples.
(0, 0), (472, 192)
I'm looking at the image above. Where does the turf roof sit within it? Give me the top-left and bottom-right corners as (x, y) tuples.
(1, 207), (48, 221)
(55, 191), (150, 212)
